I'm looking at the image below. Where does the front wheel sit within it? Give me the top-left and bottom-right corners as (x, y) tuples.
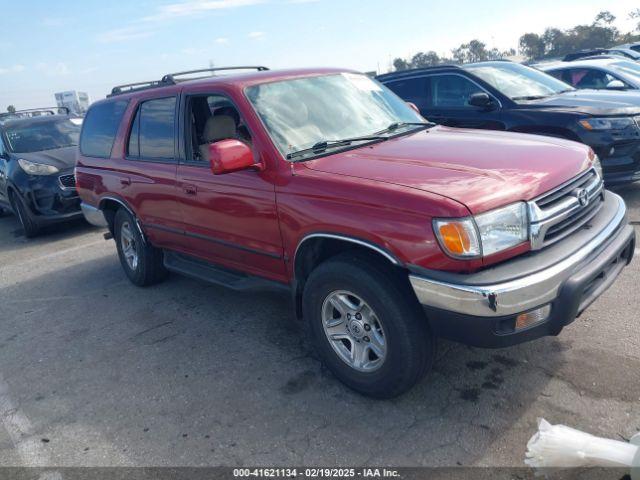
(114, 208), (167, 286)
(303, 252), (435, 398)
(10, 191), (39, 238)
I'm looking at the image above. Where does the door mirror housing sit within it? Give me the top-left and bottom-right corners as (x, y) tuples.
(208, 139), (259, 175)
(606, 79), (626, 90)
(468, 92), (496, 109)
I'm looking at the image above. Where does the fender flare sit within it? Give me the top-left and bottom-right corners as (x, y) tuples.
(98, 195), (147, 243)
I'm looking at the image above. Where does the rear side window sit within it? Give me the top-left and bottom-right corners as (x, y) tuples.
(127, 97), (176, 160)
(80, 100), (128, 158)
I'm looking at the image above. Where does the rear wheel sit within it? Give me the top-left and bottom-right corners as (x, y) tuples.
(9, 191), (39, 238)
(303, 252), (435, 398)
(114, 208), (167, 286)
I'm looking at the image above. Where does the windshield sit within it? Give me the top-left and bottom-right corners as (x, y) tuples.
(612, 61), (640, 78)
(245, 73), (424, 158)
(464, 62), (575, 100)
(4, 118), (81, 153)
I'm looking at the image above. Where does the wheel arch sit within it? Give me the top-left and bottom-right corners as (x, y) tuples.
(292, 233), (405, 320)
(98, 196), (146, 241)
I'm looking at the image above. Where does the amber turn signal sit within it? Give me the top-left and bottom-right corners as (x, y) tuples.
(433, 218), (480, 258)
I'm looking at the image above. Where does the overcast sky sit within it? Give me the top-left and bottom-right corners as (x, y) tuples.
(0, 0), (638, 109)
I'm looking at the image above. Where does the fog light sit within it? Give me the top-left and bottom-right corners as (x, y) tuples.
(515, 305), (551, 331)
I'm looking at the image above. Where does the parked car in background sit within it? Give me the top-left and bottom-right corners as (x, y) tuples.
(536, 58), (640, 91)
(615, 43), (640, 53)
(563, 48), (640, 62)
(378, 62), (640, 185)
(0, 108), (83, 236)
(76, 67), (634, 398)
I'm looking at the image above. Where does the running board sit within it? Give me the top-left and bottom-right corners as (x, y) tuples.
(163, 251), (288, 293)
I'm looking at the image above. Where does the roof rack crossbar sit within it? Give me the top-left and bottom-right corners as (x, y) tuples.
(161, 66), (269, 83)
(108, 66), (270, 97)
(0, 107), (69, 118)
(109, 79), (175, 97)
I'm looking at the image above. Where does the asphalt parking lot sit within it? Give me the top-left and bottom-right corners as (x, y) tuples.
(0, 186), (638, 468)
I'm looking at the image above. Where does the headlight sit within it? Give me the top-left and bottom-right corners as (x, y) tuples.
(17, 158), (59, 176)
(579, 117), (635, 131)
(434, 202), (528, 259)
(592, 155), (603, 180)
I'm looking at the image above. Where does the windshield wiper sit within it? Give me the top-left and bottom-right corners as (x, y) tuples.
(375, 121), (433, 135)
(286, 135), (387, 161)
(512, 95), (550, 101)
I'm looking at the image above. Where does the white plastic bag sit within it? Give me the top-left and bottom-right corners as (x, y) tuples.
(525, 418), (640, 478)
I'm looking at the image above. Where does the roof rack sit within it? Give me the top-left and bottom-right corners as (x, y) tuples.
(108, 66), (270, 97)
(109, 79), (171, 97)
(0, 107), (69, 119)
(161, 66), (269, 83)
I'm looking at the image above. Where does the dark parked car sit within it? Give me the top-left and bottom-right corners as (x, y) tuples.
(378, 62), (640, 185)
(0, 109), (83, 236)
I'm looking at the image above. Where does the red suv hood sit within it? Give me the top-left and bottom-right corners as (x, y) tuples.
(303, 126), (592, 214)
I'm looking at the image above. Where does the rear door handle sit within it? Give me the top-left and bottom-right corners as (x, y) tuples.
(183, 184), (197, 195)
(120, 177), (131, 187)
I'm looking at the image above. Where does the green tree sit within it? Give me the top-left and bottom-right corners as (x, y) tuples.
(519, 33), (545, 59)
(7, 105), (15, 114)
(452, 39), (489, 63)
(594, 10), (615, 26)
(392, 58), (409, 71)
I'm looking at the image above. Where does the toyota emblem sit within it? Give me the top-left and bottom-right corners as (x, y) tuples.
(576, 188), (589, 207)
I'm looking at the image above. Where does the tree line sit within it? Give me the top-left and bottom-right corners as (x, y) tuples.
(392, 9), (640, 71)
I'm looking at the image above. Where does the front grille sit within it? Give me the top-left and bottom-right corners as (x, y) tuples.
(58, 174), (76, 190)
(528, 168), (604, 249)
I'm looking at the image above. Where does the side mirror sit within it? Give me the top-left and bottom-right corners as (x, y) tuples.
(606, 80), (626, 90)
(209, 139), (259, 175)
(468, 92), (496, 109)
(406, 102), (421, 115)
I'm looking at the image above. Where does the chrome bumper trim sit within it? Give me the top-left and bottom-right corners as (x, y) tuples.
(409, 192), (627, 317)
(81, 202), (108, 228)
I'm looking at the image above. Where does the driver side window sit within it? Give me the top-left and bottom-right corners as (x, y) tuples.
(186, 94), (252, 164)
(427, 75), (484, 108)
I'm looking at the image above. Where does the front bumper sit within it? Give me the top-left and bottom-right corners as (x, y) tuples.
(80, 202), (108, 228)
(582, 130), (640, 186)
(409, 191), (635, 348)
(15, 169), (83, 227)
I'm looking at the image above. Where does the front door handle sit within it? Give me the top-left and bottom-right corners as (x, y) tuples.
(183, 184), (197, 195)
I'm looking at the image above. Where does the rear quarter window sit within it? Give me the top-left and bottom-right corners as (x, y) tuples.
(80, 100), (129, 158)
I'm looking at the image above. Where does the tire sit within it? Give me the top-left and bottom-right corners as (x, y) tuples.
(10, 191), (39, 238)
(114, 208), (167, 287)
(302, 252), (435, 398)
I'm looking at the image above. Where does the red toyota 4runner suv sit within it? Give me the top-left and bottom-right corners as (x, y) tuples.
(76, 67), (635, 398)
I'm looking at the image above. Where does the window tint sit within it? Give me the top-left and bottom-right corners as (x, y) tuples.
(428, 75), (483, 108)
(80, 100), (128, 158)
(127, 97), (176, 160)
(563, 68), (616, 89)
(386, 77), (430, 110)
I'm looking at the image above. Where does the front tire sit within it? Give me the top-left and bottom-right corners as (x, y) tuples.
(10, 191), (39, 238)
(114, 208), (167, 286)
(303, 252), (435, 398)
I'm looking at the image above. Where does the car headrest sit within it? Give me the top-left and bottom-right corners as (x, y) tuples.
(202, 115), (236, 143)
